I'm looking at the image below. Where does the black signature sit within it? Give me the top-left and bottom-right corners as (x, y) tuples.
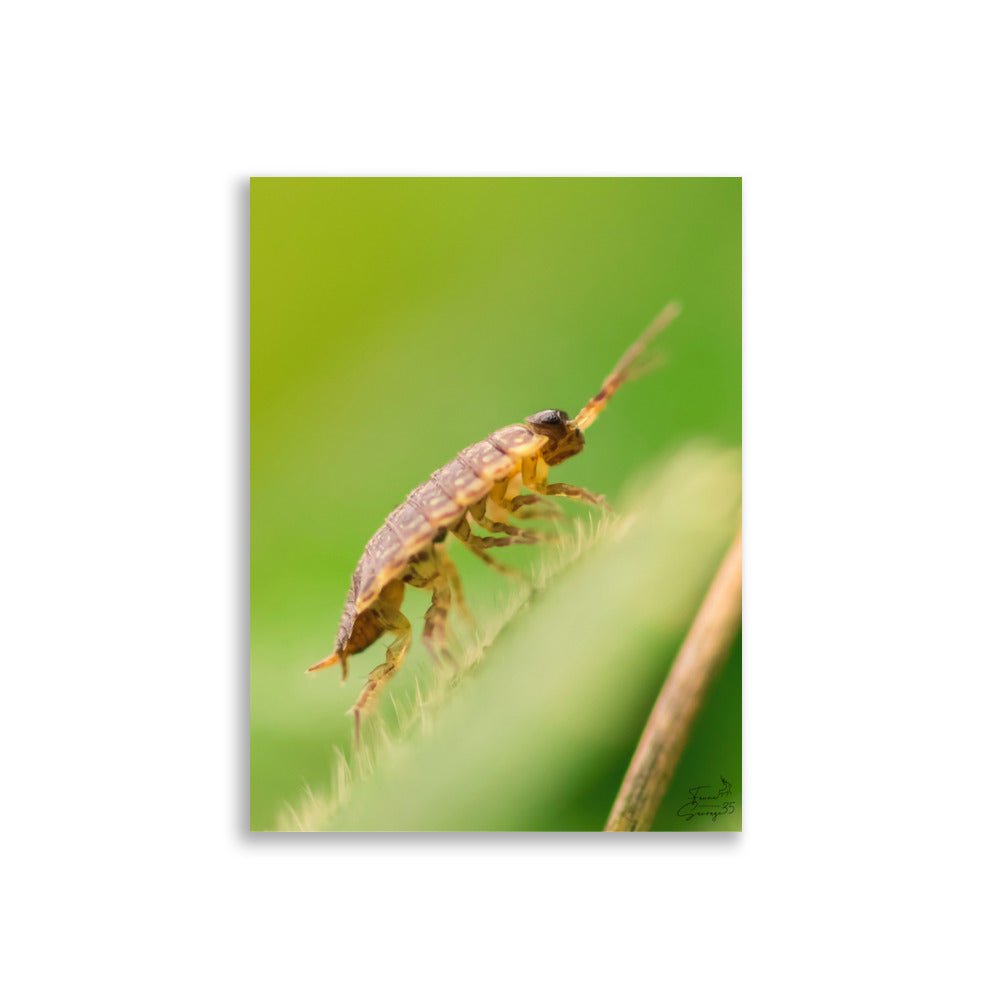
(676, 775), (737, 822)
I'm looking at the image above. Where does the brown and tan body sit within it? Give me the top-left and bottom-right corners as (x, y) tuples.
(309, 302), (680, 739)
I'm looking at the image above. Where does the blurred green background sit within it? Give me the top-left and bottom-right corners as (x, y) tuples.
(250, 178), (741, 831)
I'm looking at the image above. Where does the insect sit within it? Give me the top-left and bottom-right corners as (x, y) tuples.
(308, 302), (680, 741)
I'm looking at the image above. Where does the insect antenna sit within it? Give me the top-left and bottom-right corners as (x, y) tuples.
(572, 301), (680, 431)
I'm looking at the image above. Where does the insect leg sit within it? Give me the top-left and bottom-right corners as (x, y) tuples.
(467, 498), (548, 542)
(521, 455), (612, 511)
(450, 518), (526, 580)
(350, 602), (412, 743)
(492, 477), (561, 521)
(399, 548), (460, 666)
(527, 481), (611, 509)
(434, 543), (472, 623)
(507, 494), (562, 521)
(421, 572), (457, 669)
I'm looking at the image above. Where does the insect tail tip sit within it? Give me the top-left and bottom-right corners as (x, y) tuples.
(306, 650), (342, 674)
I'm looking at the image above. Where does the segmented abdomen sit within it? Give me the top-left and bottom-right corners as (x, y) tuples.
(333, 423), (543, 653)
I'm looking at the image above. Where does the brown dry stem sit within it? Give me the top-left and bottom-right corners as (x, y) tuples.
(605, 522), (743, 832)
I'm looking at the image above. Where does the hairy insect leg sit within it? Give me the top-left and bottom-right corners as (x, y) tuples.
(350, 601), (412, 745)
(434, 543), (472, 624)
(401, 549), (460, 668)
(507, 494), (563, 521)
(519, 454), (609, 510)
(467, 498), (550, 543)
(421, 573), (457, 670)
(487, 479), (562, 523)
(528, 481), (611, 510)
(450, 518), (526, 580)
(521, 456), (612, 512)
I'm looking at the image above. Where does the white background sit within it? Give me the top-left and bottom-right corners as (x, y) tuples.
(2, 2), (997, 997)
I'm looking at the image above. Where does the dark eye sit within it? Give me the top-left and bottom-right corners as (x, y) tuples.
(526, 409), (566, 425)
